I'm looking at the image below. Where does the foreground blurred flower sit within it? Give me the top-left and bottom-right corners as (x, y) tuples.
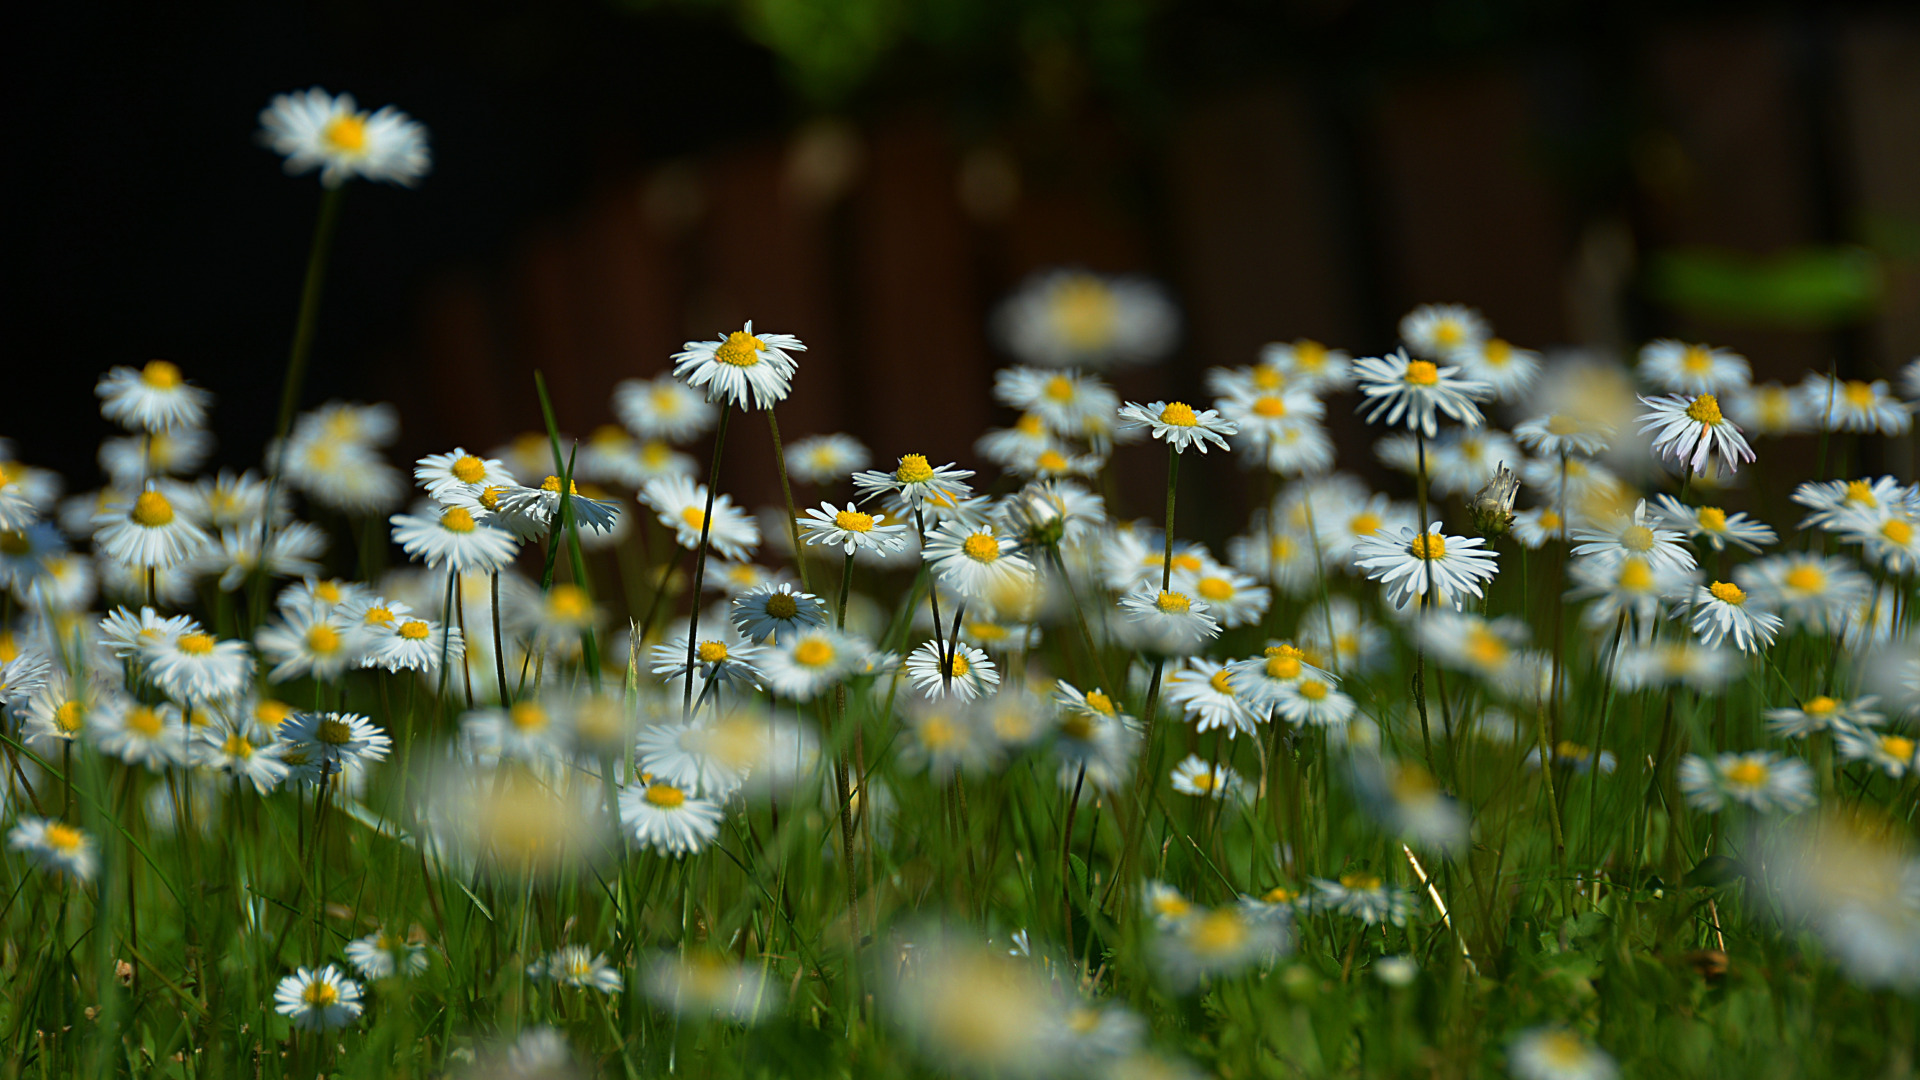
(1679, 752), (1815, 814)
(529, 946), (622, 994)
(8, 817), (96, 881)
(1765, 813), (1920, 990)
(644, 952), (779, 1023)
(1153, 904), (1287, 988)
(672, 322), (805, 411)
(884, 937), (1063, 1076)
(1637, 339), (1749, 395)
(96, 361), (211, 433)
(1399, 303), (1488, 360)
(784, 433), (871, 484)
(273, 965), (364, 1031)
(345, 929), (429, 980)
(259, 87), (430, 188)
(1508, 1025), (1617, 1080)
(1311, 871), (1416, 925)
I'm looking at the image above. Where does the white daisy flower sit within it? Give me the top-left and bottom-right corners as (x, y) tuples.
(922, 521), (1036, 604)
(363, 616), (463, 674)
(278, 711), (392, 776)
(999, 479), (1106, 549)
(93, 700), (186, 770)
(1637, 392), (1755, 478)
(495, 476), (622, 536)
(196, 521), (328, 591)
(272, 965), (365, 1031)
(1117, 400), (1236, 454)
(1569, 499), (1696, 573)
(102, 429), (214, 487)
(20, 672), (104, 750)
(641, 475), (760, 561)
(1353, 349), (1488, 438)
(1566, 553), (1693, 631)
(1637, 339), (1750, 395)
(851, 454), (975, 512)
(1765, 695), (1881, 739)
(573, 426), (654, 489)
(143, 628), (252, 703)
(904, 640), (999, 701)
(1838, 729), (1920, 778)
(414, 447), (516, 499)
(991, 268), (1179, 369)
(0, 646), (51, 716)
(344, 929), (429, 980)
(194, 721), (291, 794)
(460, 700), (570, 764)
(899, 701), (998, 780)
(784, 433), (871, 484)
(650, 633), (766, 697)
(1399, 303), (1489, 359)
(730, 582), (829, 643)
(1791, 476), (1916, 531)
(259, 87), (429, 188)
(1679, 580), (1781, 653)
(1273, 675), (1356, 728)
(1508, 1026), (1617, 1080)
(613, 374), (719, 443)
(92, 488), (209, 570)
(1799, 374), (1912, 435)
(7, 817), (96, 881)
(98, 605), (196, 658)
(759, 628), (861, 700)
(1310, 871), (1415, 925)
(1225, 644), (1330, 710)
(1350, 755), (1465, 854)
(1612, 641), (1741, 694)
(1169, 754), (1245, 799)
(1259, 338), (1353, 394)
(1511, 412), (1613, 457)
(1650, 494), (1775, 553)
(1510, 505), (1569, 549)
(1352, 523), (1499, 610)
(974, 412), (1056, 470)
(672, 322), (805, 411)
(994, 367), (1122, 439)
(636, 718), (751, 798)
(1164, 658), (1260, 737)
(799, 502), (910, 556)
(255, 605), (358, 683)
(95, 360), (211, 432)
(1679, 752), (1815, 813)
(1447, 337), (1539, 401)
(1840, 507), (1920, 575)
(280, 434), (405, 515)
(1726, 381), (1808, 436)
(390, 506), (519, 573)
(1116, 586), (1222, 655)
(619, 779), (723, 855)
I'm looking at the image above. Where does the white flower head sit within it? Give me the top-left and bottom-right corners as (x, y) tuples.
(1399, 304), (1489, 359)
(1637, 339), (1750, 395)
(672, 322), (805, 411)
(1117, 401), (1236, 454)
(95, 361), (212, 432)
(1353, 349), (1488, 438)
(619, 779), (723, 855)
(259, 87), (429, 188)
(8, 817), (97, 881)
(272, 965), (365, 1031)
(1637, 392), (1755, 479)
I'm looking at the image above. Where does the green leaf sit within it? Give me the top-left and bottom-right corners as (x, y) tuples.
(1647, 245), (1881, 328)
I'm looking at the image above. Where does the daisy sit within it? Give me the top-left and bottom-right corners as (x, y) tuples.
(975, 412), (1057, 470)
(1792, 476), (1917, 531)
(278, 712), (392, 775)
(899, 701), (997, 780)
(98, 605), (196, 659)
(994, 367), (1122, 439)
(460, 700), (570, 763)
(414, 447), (516, 498)
(1350, 755), (1465, 854)
(1679, 752), (1816, 813)
(1001, 479), (1106, 549)
(260, 87), (428, 188)
(390, 506), (519, 573)
(1226, 644), (1331, 710)
(280, 435), (405, 514)
(1800, 374), (1912, 435)
(1353, 523), (1499, 609)
(1650, 494), (1775, 553)
(8, 817), (96, 880)
(21, 674), (103, 750)
(1164, 659), (1260, 737)
(1766, 695), (1882, 739)
(1259, 338), (1353, 394)
(1447, 337), (1539, 401)
(642, 475), (760, 560)
(1638, 339), (1750, 395)
(730, 582), (829, 643)
(572, 426), (653, 488)
(143, 628), (252, 703)
(496, 477), (622, 536)
(1353, 349), (1488, 438)
(1508, 1026), (1617, 1080)
(1399, 304), (1488, 359)
(1273, 675), (1357, 728)
(637, 718), (751, 797)
(1839, 729), (1920, 778)
(1680, 580), (1781, 653)
(649, 633), (766, 697)
(345, 929), (429, 980)
(991, 268), (1179, 369)
(1169, 754), (1245, 799)
(1569, 499), (1696, 572)
(1637, 393), (1755, 478)
(194, 721), (291, 794)
(1612, 641), (1741, 694)
(904, 640), (1000, 701)
(1117, 401), (1237, 454)
(1116, 586), (1222, 655)
(619, 779), (723, 855)
(922, 521), (1036, 603)
(529, 946), (625, 994)
(1511, 505), (1569, 549)
(93, 487), (209, 570)
(784, 433), (870, 484)
(1152, 904), (1288, 989)
(1297, 596), (1390, 674)
(644, 952), (779, 1023)
(1311, 871), (1415, 925)
(1512, 412), (1613, 457)
(758, 628), (860, 700)
(95, 360), (211, 432)
(800, 502), (909, 556)
(363, 616), (463, 674)
(851, 454), (975, 512)
(1053, 704), (1139, 793)
(1566, 553), (1692, 631)
(672, 322), (805, 411)
(1841, 508), (1920, 575)
(613, 374), (719, 443)
(273, 965), (365, 1031)
(197, 522), (328, 591)
(1726, 381), (1808, 436)
(1143, 880), (1197, 927)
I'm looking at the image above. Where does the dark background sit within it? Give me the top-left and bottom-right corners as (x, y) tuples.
(10, 0), (1919, 523)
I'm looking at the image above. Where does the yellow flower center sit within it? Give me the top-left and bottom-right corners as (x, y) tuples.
(1196, 576), (1233, 601)
(1264, 653), (1301, 680)
(962, 534), (1001, 562)
(1697, 507), (1727, 531)
(1152, 892), (1192, 919)
(1784, 565), (1825, 592)
(1843, 381), (1875, 408)
(1846, 480), (1877, 507)
(1538, 509), (1563, 531)
(919, 714), (958, 748)
(510, 702), (549, 732)
(1883, 519), (1915, 546)
(177, 632), (216, 656)
(257, 699), (293, 727)
(794, 638), (835, 667)
(1051, 275), (1118, 348)
(54, 701), (84, 733)
(1408, 532), (1446, 560)
(697, 641), (729, 663)
(44, 823), (83, 853)
(645, 782), (687, 808)
(1725, 759), (1768, 787)
(1187, 910), (1248, 955)
(399, 620), (431, 640)
(364, 606), (395, 627)
(835, 510), (875, 533)
(1084, 691), (1116, 716)
(1263, 886), (1298, 904)
(1621, 525), (1655, 552)
(1681, 345), (1713, 374)
(1708, 581), (1746, 605)
(1339, 871), (1381, 891)
(1685, 393), (1723, 425)
(764, 593), (799, 619)
(1349, 512), (1382, 536)
(479, 485), (507, 511)
(1160, 402), (1199, 427)
(1015, 413), (1046, 437)
(1537, 1032), (1588, 1068)
(314, 580), (343, 604)
(222, 733), (255, 760)
(440, 507), (478, 534)
(1036, 449), (1069, 473)
(306, 624), (341, 656)
(321, 113), (368, 153)
(1297, 678), (1329, 701)
(1253, 366), (1285, 390)
(1466, 628), (1508, 667)
(548, 584), (591, 621)
(1155, 591), (1191, 614)
(1884, 736), (1916, 762)
(540, 475), (580, 495)
(896, 454), (936, 484)
(1804, 696), (1837, 715)
(131, 491), (175, 528)
(945, 653), (971, 679)
(1617, 558), (1654, 592)
(1252, 395), (1287, 418)
(1044, 375), (1075, 402)
(1482, 338), (1513, 367)
(450, 455), (488, 483)
(1294, 339), (1328, 370)
(714, 330), (765, 367)
(317, 718), (356, 745)
(1403, 360), (1439, 386)
(126, 707), (163, 737)
(1208, 668), (1235, 695)
(140, 360), (183, 389)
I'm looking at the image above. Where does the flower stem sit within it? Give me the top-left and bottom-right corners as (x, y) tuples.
(766, 410), (812, 593)
(682, 406), (732, 717)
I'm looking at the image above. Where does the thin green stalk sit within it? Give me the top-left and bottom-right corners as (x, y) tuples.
(680, 406), (732, 717)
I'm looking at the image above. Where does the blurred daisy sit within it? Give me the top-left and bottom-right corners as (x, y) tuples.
(143, 628), (251, 702)
(1638, 393), (1754, 478)
(1226, 644), (1329, 709)
(1399, 304), (1488, 359)
(800, 502), (909, 556)
(1165, 659), (1259, 736)
(636, 718), (750, 797)
(759, 628), (860, 700)
(93, 488), (208, 569)
(1613, 641), (1740, 694)
(8, 817), (96, 880)
(461, 700), (569, 763)
(1173, 566), (1269, 630)
(923, 521), (1036, 603)
(1144, 881), (1196, 927)
(1569, 499), (1696, 573)
(1353, 523), (1499, 609)
(194, 721), (290, 794)
(345, 929), (429, 980)
(1650, 494), (1775, 553)
(1153, 904), (1286, 988)
(785, 433), (870, 484)
(899, 701), (997, 779)
(281, 435), (405, 515)
(1841, 508), (1920, 575)
(1273, 675), (1356, 729)
(1508, 1026), (1617, 1080)
(613, 374), (718, 443)
(650, 633), (766, 697)
(905, 640), (999, 701)
(1727, 381), (1808, 436)
(1169, 755), (1244, 799)
(1526, 741), (1617, 774)
(1350, 755), (1466, 854)
(1638, 340), (1750, 395)
(731, 582), (829, 643)
(272, 965), (365, 1031)
(1447, 337), (1539, 401)
(1736, 553), (1870, 631)
(1312, 871), (1415, 925)
(1260, 339), (1353, 394)
(259, 87), (429, 187)
(995, 367), (1121, 438)
(1838, 729), (1920, 778)
(1354, 349), (1487, 438)
(642, 475), (760, 560)
(1000, 479), (1105, 549)
(1511, 506), (1569, 549)
(1800, 374), (1912, 435)
(644, 952), (778, 1023)
(530, 946), (624, 994)
(1680, 580), (1781, 653)
(992, 269), (1179, 369)
(390, 506), (519, 573)
(414, 447), (515, 498)
(619, 779), (723, 855)
(1117, 586), (1222, 655)
(95, 360), (211, 432)
(673, 322), (805, 411)
(1792, 476), (1916, 531)
(1680, 751), (1815, 813)
(1512, 412), (1613, 457)
(1766, 695), (1882, 739)
(853, 454), (976, 512)
(1118, 401), (1236, 454)
(278, 712), (391, 775)
(197, 522), (328, 591)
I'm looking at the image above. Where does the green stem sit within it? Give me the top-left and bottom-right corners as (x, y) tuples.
(682, 406), (732, 716)
(766, 409), (812, 593)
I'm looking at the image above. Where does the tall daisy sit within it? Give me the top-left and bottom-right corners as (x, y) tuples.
(1446, 337), (1539, 401)
(259, 88), (429, 188)
(851, 454), (975, 512)
(922, 522), (1036, 603)
(1353, 349), (1488, 438)
(1800, 374), (1912, 435)
(414, 447), (516, 499)
(96, 361), (212, 432)
(1116, 586), (1222, 655)
(1679, 752), (1815, 814)
(278, 711), (392, 776)
(1637, 393), (1754, 478)
(619, 779), (724, 855)
(93, 487), (209, 570)
(1164, 658), (1259, 736)
(273, 965), (365, 1031)
(1650, 494), (1775, 553)
(641, 476), (760, 561)
(1679, 580), (1781, 653)
(799, 502), (910, 556)
(758, 628), (861, 701)
(904, 640), (999, 702)
(143, 628), (252, 703)
(730, 582), (829, 643)
(8, 817), (97, 881)
(390, 505), (520, 573)
(1116, 401), (1236, 454)
(672, 323), (805, 411)
(1352, 523), (1499, 609)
